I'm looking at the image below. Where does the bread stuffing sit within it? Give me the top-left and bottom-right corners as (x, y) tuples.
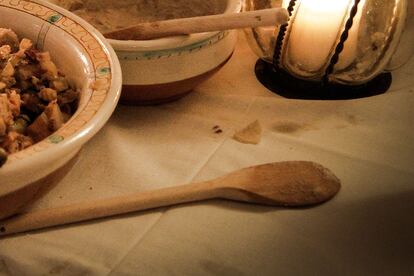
(0, 28), (79, 167)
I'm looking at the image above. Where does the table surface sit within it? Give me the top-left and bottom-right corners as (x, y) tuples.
(1, 33), (414, 276)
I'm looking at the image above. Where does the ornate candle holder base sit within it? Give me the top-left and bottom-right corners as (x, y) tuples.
(255, 59), (392, 100)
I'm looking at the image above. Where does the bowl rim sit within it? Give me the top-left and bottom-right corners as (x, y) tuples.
(108, 0), (243, 52)
(0, 0), (122, 195)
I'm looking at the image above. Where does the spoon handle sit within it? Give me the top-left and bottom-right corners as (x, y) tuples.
(104, 8), (289, 40)
(0, 181), (219, 236)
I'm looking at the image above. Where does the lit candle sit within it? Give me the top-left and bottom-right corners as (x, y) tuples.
(283, 0), (364, 78)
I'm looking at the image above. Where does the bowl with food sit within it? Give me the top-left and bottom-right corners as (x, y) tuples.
(50, 0), (242, 105)
(0, 0), (122, 219)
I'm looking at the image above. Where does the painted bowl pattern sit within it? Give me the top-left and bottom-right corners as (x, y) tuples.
(0, 0), (122, 219)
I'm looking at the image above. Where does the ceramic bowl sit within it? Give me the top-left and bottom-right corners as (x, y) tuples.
(0, 0), (122, 219)
(108, 0), (242, 105)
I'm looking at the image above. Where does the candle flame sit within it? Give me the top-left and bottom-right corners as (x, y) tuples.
(282, 0), (365, 76)
(300, 0), (353, 13)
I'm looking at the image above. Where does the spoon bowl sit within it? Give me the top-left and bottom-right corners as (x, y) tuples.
(214, 161), (340, 206)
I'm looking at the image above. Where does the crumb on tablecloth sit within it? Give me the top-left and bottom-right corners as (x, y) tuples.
(233, 120), (262, 145)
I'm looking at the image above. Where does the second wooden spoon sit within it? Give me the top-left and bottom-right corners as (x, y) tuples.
(104, 8), (289, 40)
(0, 161), (340, 236)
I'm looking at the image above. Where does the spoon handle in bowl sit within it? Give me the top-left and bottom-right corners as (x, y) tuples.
(104, 8), (289, 40)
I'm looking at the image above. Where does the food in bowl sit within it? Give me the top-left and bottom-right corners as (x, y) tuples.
(51, 0), (225, 36)
(50, 0), (241, 105)
(0, 0), (121, 220)
(0, 28), (78, 167)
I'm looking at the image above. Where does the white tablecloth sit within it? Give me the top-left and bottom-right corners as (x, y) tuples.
(1, 34), (413, 275)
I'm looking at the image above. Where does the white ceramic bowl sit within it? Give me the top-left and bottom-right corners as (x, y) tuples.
(108, 0), (242, 104)
(0, 0), (122, 219)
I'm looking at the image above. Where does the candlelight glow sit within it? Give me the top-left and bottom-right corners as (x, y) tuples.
(283, 0), (365, 78)
(244, 0), (411, 87)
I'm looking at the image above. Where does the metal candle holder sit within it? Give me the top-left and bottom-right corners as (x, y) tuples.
(248, 0), (411, 100)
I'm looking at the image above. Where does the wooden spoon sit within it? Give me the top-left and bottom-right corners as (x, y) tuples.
(0, 161), (340, 236)
(104, 8), (289, 40)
